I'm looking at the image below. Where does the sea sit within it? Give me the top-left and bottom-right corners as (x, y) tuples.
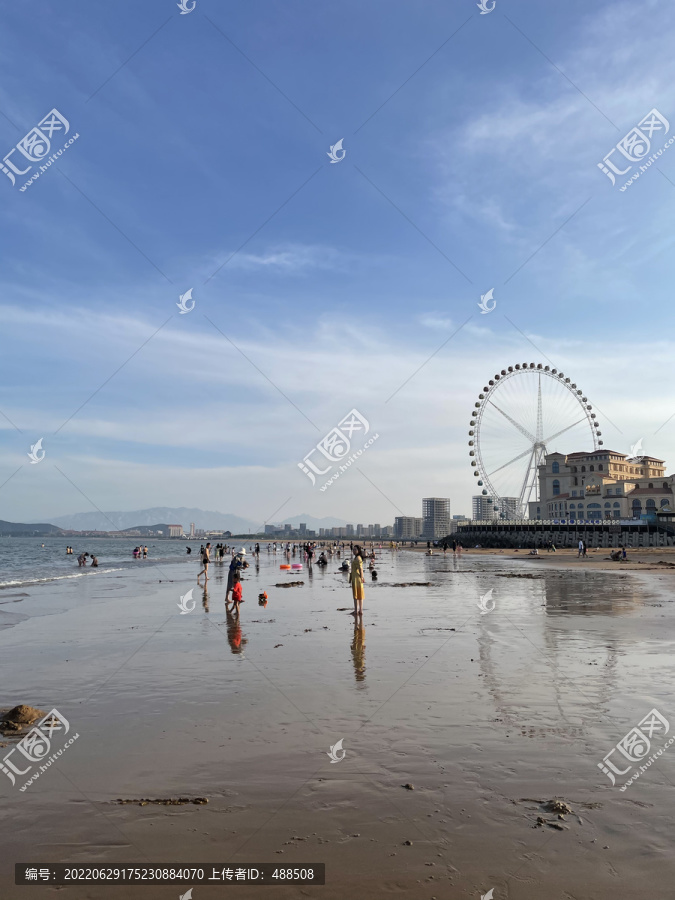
(0, 536), (226, 589)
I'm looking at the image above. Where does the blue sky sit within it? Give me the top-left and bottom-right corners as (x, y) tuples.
(1, 0), (674, 526)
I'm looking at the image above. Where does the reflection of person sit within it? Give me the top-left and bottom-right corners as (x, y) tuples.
(350, 621), (366, 683)
(226, 606), (247, 654)
(350, 547), (365, 617)
(202, 584), (209, 612)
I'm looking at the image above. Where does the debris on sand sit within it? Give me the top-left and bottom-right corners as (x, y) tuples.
(275, 581), (304, 588)
(114, 797), (208, 806)
(524, 797), (574, 828)
(403, 783), (415, 790)
(274, 644), (283, 648)
(1, 705), (46, 734)
(543, 799), (573, 815)
(495, 573), (543, 579)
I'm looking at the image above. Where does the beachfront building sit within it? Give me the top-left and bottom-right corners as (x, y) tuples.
(422, 498), (451, 539)
(394, 516), (423, 539)
(168, 524), (184, 538)
(472, 495), (497, 521)
(527, 450), (673, 521)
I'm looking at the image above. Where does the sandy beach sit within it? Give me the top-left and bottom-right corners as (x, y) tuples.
(1, 547), (675, 898)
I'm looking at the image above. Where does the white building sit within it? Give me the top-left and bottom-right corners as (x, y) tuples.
(422, 497), (451, 539)
(394, 516), (423, 539)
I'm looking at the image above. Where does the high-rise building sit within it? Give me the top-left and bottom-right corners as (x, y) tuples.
(422, 497), (451, 539)
(168, 524), (184, 538)
(189, 522), (195, 538)
(284, 524), (291, 533)
(346, 524), (354, 536)
(394, 516), (423, 539)
(356, 523), (364, 535)
(299, 522), (307, 534)
(372, 523), (381, 536)
(472, 496), (497, 521)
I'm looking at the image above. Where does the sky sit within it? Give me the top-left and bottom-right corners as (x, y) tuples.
(1, 0), (675, 527)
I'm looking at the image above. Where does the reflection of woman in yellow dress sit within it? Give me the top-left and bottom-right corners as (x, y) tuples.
(350, 548), (365, 617)
(350, 621), (366, 683)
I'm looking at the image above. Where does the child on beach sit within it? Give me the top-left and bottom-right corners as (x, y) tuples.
(231, 571), (243, 613)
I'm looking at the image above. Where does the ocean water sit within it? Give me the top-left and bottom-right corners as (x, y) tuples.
(0, 536), (230, 588)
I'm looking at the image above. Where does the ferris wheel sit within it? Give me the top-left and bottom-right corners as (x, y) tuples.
(469, 363), (602, 517)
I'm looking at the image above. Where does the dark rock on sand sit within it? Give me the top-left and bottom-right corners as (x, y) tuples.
(1, 704), (46, 733)
(275, 581), (304, 588)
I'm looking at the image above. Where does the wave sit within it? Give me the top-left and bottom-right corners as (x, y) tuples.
(0, 568), (122, 589)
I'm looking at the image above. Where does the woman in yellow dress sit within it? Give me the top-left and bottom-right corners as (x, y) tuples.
(350, 547), (365, 617)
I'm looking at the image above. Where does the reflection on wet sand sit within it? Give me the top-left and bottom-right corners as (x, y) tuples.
(201, 584), (209, 612)
(542, 572), (645, 616)
(473, 569), (642, 737)
(351, 621), (366, 685)
(226, 607), (247, 655)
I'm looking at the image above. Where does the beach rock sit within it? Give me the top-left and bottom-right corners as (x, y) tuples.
(1, 705), (46, 733)
(275, 581), (304, 588)
(403, 783), (414, 790)
(404, 840), (413, 845)
(544, 799), (573, 815)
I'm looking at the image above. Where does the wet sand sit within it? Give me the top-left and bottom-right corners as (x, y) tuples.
(411, 543), (675, 572)
(1, 550), (675, 898)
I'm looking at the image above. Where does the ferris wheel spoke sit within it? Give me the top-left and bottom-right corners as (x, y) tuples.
(542, 417), (586, 445)
(489, 401), (536, 443)
(487, 446), (533, 477)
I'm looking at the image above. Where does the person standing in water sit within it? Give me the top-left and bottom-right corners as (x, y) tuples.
(197, 542), (211, 583)
(350, 546), (365, 618)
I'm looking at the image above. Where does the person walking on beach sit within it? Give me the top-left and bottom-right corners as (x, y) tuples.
(578, 539), (584, 558)
(350, 546), (365, 618)
(197, 542), (211, 583)
(225, 548), (246, 602)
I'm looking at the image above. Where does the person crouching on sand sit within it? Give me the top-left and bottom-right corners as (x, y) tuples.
(350, 546), (365, 618)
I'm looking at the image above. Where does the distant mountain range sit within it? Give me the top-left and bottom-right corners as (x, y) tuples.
(48, 508), (349, 533)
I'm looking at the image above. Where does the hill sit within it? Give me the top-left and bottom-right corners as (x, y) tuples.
(0, 520), (62, 536)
